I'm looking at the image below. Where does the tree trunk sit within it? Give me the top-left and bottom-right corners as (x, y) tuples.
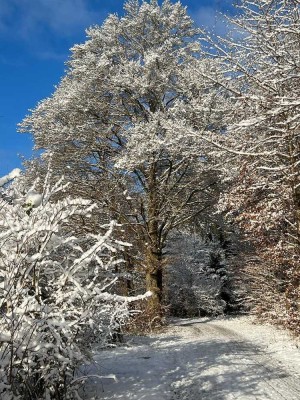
(145, 247), (163, 312)
(145, 162), (163, 317)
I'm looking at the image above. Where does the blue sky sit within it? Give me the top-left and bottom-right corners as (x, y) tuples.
(0, 0), (234, 176)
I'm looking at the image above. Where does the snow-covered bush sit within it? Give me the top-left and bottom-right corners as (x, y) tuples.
(0, 172), (140, 399)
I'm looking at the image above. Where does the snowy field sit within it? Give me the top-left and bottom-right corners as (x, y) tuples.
(80, 316), (300, 400)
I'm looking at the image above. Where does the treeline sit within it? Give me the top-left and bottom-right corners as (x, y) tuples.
(19, 0), (300, 331)
(0, 0), (299, 397)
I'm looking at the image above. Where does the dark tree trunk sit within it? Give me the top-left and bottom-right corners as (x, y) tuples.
(145, 162), (163, 316)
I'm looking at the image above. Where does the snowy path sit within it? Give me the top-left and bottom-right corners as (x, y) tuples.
(81, 316), (300, 400)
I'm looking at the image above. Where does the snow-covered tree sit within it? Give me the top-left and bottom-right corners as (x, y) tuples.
(165, 222), (241, 317)
(0, 169), (21, 188)
(0, 171), (147, 399)
(194, 0), (300, 332)
(20, 0), (225, 314)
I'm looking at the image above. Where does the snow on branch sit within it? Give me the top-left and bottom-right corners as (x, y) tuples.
(0, 176), (141, 399)
(0, 168), (21, 187)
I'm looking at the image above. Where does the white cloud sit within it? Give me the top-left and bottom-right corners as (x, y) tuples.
(0, 0), (105, 60)
(0, 0), (103, 39)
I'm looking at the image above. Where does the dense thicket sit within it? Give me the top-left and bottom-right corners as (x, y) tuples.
(202, 0), (300, 332)
(0, 171), (149, 399)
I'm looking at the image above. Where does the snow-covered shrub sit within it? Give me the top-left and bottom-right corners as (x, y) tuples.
(0, 173), (139, 399)
(165, 231), (238, 317)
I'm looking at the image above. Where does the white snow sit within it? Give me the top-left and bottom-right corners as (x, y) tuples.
(0, 168), (21, 187)
(25, 191), (43, 208)
(81, 316), (300, 400)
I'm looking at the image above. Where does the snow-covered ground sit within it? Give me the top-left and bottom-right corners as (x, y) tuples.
(80, 316), (300, 399)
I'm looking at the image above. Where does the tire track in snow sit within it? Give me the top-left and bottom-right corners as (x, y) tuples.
(170, 319), (300, 400)
(83, 317), (300, 400)
(210, 322), (300, 400)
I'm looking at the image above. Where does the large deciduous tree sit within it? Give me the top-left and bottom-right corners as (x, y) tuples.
(20, 0), (224, 313)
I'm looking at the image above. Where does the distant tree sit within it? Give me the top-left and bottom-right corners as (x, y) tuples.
(20, 0), (225, 315)
(165, 217), (242, 318)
